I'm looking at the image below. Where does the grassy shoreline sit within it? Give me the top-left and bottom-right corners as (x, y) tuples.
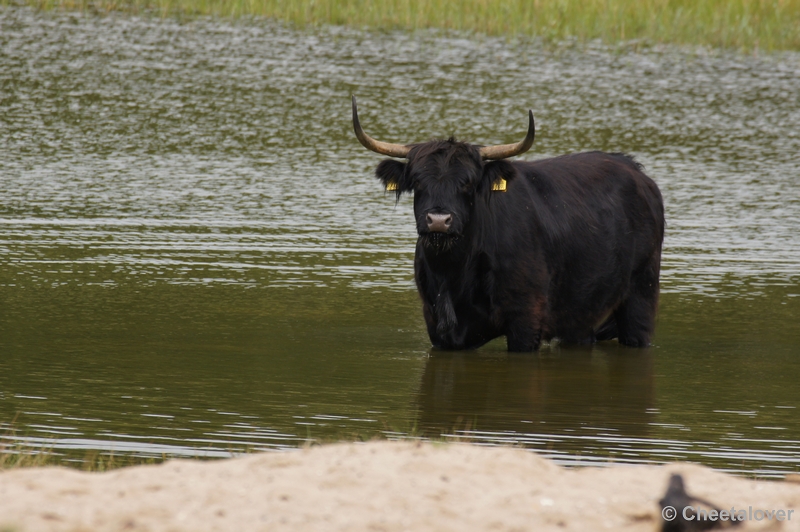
(4, 0), (800, 51)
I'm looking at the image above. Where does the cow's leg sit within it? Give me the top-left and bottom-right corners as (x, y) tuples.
(505, 296), (546, 352)
(506, 320), (542, 352)
(615, 254), (660, 347)
(594, 315), (618, 341)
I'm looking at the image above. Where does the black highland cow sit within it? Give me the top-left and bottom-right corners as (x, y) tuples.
(353, 97), (664, 352)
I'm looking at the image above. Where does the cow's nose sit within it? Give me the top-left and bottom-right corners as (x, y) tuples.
(426, 213), (452, 233)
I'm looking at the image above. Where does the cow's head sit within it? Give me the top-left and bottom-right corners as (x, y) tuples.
(352, 96), (534, 251)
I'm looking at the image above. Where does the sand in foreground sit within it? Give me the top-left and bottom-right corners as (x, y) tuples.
(1, 441), (799, 531)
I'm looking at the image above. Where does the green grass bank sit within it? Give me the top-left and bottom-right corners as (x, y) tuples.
(7, 0), (800, 51)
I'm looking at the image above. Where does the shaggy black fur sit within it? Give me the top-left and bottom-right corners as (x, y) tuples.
(375, 139), (664, 351)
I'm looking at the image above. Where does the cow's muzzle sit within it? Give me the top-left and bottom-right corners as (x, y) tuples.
(426, 213), (452, 233)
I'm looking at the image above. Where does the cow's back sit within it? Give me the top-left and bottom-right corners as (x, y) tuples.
(496, 152), (664, 341)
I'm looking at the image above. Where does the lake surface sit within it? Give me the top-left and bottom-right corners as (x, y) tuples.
(1, 7), (799, 477)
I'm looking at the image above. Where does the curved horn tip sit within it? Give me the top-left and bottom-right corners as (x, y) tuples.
(519, 109), (536, 153)
(350, 96), (411, 159)
(478, 109), (536, 160)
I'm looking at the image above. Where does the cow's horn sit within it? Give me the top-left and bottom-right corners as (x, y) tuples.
(352, 96), (411, 159)
(479, 110), (535, 160)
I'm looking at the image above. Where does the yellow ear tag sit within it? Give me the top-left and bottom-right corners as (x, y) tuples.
(492, 178), (507, 192)
(385, 180), (398, 191)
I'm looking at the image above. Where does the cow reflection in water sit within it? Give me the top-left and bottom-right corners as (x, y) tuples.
(415, 345), (654, 442)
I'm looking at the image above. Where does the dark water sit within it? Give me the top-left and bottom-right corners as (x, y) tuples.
(1, 8), (799, 476)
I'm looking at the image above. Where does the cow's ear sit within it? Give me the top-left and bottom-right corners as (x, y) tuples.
(481, 160), (517, 194)
(376, 159), (412, 195)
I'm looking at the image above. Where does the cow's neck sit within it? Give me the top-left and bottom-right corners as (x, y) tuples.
(420, 230), (483, 294)
(422, 244), (468, 271)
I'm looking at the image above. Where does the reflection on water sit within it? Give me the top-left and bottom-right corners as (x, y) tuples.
(415, 343), (800, 476)
(1, 7), (799, 476)
(416, 347), (657, 463)
(417, 347), (655, 439)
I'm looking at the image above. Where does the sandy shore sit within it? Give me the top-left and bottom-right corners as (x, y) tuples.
(1, 441), (799, 531)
